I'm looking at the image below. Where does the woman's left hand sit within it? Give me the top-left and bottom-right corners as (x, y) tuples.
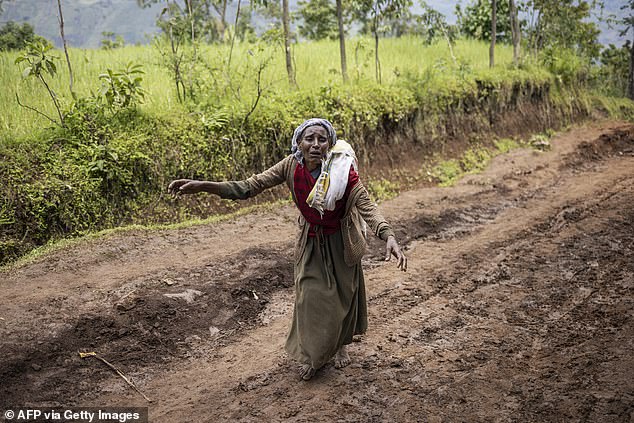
(385, 236), (407, 272)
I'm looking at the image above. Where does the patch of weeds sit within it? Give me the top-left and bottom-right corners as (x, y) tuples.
(529, 133), (552, 151)
(430, 159), (462, 186)
(460, 148), (492, 173)
(494, 138), (520, 153)
(366, 178), (399, 203)
(430, 146), (494, 187)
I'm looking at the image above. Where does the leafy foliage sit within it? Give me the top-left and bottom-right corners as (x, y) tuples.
(524, 0), (602, 60)
(100, 32), (125, 50)
(98, 63), (147, 110)
(1, 35), (631, 265)
(415, 2), (458, 45)
(295, 0), (339, 41)
(140, 0), (224, 43)
(14, 41), (58, 79)
(594, 42), (631, 96)
(0, 21), (49, 51)
(14, 41), (65, 126)
(455, 0), (512, 42)
(353, 0), (413, 36)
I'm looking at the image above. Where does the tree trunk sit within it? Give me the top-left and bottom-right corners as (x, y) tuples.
(282, 0), (296, 88)
(374, 30), (381, 83)
(489, 0), (496, 68)
(374, 12), (381, 84)
(534, 11), (543, 55)
(221, 0), (228, 40)
(336, 0), (348, 83)
(227, 0), (241, 70)
(629, 29), (634, 100)
(56, 0), (73, 100)
(510, 0), (520, 65)
(186, 0), (196, 98)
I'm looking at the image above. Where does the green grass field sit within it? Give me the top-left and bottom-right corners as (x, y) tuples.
(0, 37), (517, 142)
(4, 34), (632, 266)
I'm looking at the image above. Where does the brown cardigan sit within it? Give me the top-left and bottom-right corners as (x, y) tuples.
(216, 155), (395, 266)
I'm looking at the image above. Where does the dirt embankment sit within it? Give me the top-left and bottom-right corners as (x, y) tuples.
(1, 121), (633, 422)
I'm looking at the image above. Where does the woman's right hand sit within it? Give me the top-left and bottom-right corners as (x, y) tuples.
(168, 179), (201, 196)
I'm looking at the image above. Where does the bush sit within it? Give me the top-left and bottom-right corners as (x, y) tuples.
(0, 41), (599, 265)
(0, 21), (50, 51)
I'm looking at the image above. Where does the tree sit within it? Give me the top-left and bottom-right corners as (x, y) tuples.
(0, 21), (48, 51)
(353, 0), (412, 83)
(456, 0), (511, 42)
(617, 0), (634, 99)
(142, 0), (199, 102)
(598, 42), (630, 96)
(509, 0), (520, 64)
(250, 0), (296, 87)
(57, 0), (74, 98)
(490, 0), (497, 67)
(15, 41), (65, 126)
(336, 0), (348, 82)
(296, 0), (338, 40)
(282, 0), (297, 87)
(524, 0), (601, 60)
(295, 0), (350, 81)
(137, 0), (223, 43)
(415, 2), (457, 63)
(101, 32), (125, 49)
(235, 4), (256, 41)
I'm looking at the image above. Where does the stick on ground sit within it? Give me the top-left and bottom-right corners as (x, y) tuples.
(79, 351), (152, 402)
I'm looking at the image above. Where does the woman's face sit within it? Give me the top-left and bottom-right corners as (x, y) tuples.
(300, 125), (330, 171)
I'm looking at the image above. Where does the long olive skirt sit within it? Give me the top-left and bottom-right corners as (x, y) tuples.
(285, 230), (368, 369)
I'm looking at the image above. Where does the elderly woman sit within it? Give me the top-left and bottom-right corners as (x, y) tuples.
(168, 118), (407, 380)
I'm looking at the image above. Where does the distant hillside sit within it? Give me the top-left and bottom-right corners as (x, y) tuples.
(0, 0), (628, 49)
(0, 0), (163, 48)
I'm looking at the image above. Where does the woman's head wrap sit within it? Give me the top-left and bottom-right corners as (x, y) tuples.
(291, 118), (337, 164)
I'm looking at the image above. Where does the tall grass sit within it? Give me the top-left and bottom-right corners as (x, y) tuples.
(5, 33), (621, 266)
(0, 37), (516, 142)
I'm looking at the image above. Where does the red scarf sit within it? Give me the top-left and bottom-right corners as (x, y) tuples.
(293, 164), (359, 236)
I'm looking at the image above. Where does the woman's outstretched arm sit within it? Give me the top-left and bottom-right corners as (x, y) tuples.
(168, 179), (221, 196)
(168, 155), (294, 200)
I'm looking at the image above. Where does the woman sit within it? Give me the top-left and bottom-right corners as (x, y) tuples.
(168, 118), (407, 380)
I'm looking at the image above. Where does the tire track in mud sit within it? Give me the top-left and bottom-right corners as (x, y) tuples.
(0, 245), (294, 406)
(1, 123), (632, 421)
(215, 176), (633, 422)
(200, 124), (634, 422)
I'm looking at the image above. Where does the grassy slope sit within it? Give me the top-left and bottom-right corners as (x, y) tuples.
(1, 38), (515, 142)
(1, 37), (633, 265)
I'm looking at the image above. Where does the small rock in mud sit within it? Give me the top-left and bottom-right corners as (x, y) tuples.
(164, 289), (203, 304)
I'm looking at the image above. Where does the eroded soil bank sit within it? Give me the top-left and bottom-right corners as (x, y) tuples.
(1, 120), (633, 422)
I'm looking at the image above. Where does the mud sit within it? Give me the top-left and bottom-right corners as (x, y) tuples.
(0, 121), (633, 422)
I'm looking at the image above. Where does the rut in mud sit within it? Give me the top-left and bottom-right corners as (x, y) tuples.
(0, 121), (632, 422)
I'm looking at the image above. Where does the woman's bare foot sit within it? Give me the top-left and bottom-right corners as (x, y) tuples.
(334, 345), (351, 368)
(299, 364), (316, 381)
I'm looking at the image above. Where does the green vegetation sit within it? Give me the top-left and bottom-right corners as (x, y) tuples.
(1, 32), (634, 265)
(367, 178), (399, 203)
(493, 138), (521, 153)
(429, 147), (494, 187)
(0, 21), (49, 51)
(1, 38), (517, 141)
(430, 138), (524, 187)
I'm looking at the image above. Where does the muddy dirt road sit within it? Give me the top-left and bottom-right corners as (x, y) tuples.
(1, 121), (633, 422)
